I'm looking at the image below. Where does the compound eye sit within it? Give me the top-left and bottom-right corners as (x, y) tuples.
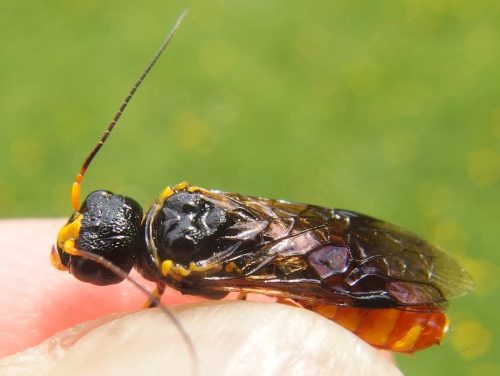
(70, 257), (124, 286)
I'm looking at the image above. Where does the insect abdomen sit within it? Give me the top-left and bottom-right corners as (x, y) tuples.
(306, 303), (448, 352)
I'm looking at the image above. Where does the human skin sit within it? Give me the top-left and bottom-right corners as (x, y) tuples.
(0, 219), (401, 375)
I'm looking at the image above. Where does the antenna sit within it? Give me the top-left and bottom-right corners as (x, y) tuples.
(71, 10), (189, 211)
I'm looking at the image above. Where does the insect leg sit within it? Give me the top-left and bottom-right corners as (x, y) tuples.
(236, 292), (248, 300)
(276, 297), (304, 308)
(142, 282), (166, 308)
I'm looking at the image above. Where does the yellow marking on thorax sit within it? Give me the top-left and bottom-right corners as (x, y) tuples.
(159, 181), (194, 201)
(188, 261), (215, 272)
(158, 182), (221, 279)
(158, 182), (209, 203)
(161, 259), (191, 277)
(161, 259), (174, 276)
(187, 185), (202, 193)
(161, 259), (220, 278)
(174, 181), (189, 190)
(159, 186), (175, 201)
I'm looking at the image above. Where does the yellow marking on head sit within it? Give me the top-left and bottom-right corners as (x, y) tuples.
(64, 243), (81, 256)
(63, 239), (75, 252)
(57, 214), (83, 250)
(50, 245), (68, 270)
(391, 325), (422, 352)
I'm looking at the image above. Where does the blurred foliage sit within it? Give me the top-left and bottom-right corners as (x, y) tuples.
(0, 1), (498, 374)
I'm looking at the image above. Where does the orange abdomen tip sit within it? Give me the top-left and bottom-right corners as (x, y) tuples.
(307, 304), (448, 353)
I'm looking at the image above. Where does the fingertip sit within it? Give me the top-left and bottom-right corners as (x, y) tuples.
(0, 313), (127, 376)
(50, 301), (401, 376)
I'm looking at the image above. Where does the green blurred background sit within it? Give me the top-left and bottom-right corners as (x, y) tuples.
(1, 1), (498, 374)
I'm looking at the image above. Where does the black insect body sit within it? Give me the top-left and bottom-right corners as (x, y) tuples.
(51, 12), (473, 353)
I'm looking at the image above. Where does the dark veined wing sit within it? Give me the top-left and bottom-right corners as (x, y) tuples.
(195, 192), (474, 309)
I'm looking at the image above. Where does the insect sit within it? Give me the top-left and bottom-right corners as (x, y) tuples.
(51, 11), (473, 353)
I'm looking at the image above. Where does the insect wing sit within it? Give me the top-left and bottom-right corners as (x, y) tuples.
(197, 192), (473, 309)
(338, 210), (474, 303)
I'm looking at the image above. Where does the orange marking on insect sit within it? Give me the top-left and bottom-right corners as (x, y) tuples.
(413, 311), (449, 351)
(330, 306), (367, 332)
(312, 304), (339, 319)
(307, 304), (448, 352)
(354, 308), (401, 347)
(384, 309), (448, 352)
(391, 324), (422, 351)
